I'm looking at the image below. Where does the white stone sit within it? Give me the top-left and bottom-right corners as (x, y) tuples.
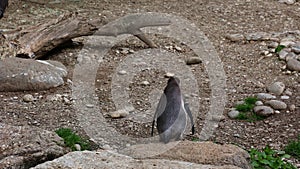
(228, 110), (240, 119)
(23, 94), (34, 102)
(267, 82), (285, 95)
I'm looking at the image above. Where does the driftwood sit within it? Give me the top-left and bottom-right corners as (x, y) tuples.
(3, 13), (171, 59)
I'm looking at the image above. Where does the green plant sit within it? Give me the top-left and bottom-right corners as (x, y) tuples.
(234, 97), (264, 121)
(275, 45), (286, 53)
(284, 135), (300, 160)
(55, 128), (90, 151)
(249, 146), (296, 169)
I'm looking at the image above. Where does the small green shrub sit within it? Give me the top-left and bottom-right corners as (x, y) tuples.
(234, 97), (263, 121)
(249, 146), (296, 169)
(284, 135), (300, 160)
(275, 45), (286, 53)
(55, 128), (90, 151)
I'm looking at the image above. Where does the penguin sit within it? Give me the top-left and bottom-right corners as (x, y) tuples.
(151, 77), (195, 143)
(0, 0), (8, 19)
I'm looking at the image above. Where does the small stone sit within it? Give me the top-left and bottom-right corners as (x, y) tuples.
(103, 144), (111, 150)
(109, 109), (129, 118)
(165, 72), (175, 78)
(74, 144), (81, 151)
(275, 110), (280, 114)
(280, 95), (290, 100)
(284, 90), (292, 96)
(174, 46), (182, 51)
(291, 46), (300, 54)
(278, 0), (295, 5)
(13, 96), (18, 100)
(186, 57), (202, 65)
(235, 101), (245, 106)
(289, 104), (296, 111)
(278, 50), (288, 60)
(268, 42), (279, 48)
(254, 106), (274, 117)
(287, 59), (300, 71)
(228, 110), (240, 119)
(86, 104), (94, 108)
(265, 100), (287, 110)
(118, 70), (127, 75)
(23, 94), (34, 102)
(257, 93), (276, 100)
(255, 101), (264, 106)
(285, 52), (297, 61)
(267, 82), (285, 95)
(233, 133), (240, 138)
(226, 34), (244, 42)
(141, 81), (150, 85)
(280, 40), (295, 47)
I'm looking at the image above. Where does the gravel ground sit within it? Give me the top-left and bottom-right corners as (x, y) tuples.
(0, 0), (299, 166)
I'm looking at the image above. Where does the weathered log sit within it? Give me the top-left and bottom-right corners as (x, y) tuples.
(2, 12), (171, 59)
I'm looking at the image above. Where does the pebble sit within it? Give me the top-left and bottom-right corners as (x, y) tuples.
(275, 110), (280, 114)
(257, 93), (276, 100)
(226, 34), (244, 42)
(285, 52), (297, 61)
(118, 70), (127, 75)
(267, 42), (279, 48)
(109, 109), (129, 118)
(255, 101), (264, 106)
(287, 59), (300, 71)
(280, 95), (290, 100)
(23, 94), (34, 102)
(103, 144), (111, 150)
(165, 72), (175, 78)
(278, 0), (295, 4)
(86, 104), (94, 108)
(278, 50), (288, 60)
(174, 46), (182, 51)
(266, 82), (285, 95)
(141, 81), (150, 85)
(291, 46), (300, 54)
(228, 110), (240, 119)
(280, 40), (295, 47)
(265, 100), (287, 110)
(254, 106), (274, 117)
(284, 90), (292, 96)
(74, 144), (81, 151)
(289, 104), (296, 111)
(186, 57), (202, 65)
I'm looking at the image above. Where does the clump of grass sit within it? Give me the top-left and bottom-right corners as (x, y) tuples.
(234, 97), (264, 121)
(55, 128), (90, 151)
(284, 135), (300, 160)
(275, 45), (286, 53)
(250, 145), (296, 169)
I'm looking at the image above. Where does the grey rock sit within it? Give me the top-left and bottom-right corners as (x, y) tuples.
(255, 101), (264, 106)
(121, 141), (251, 169)
(254, 106), (274, 116)
(285, 52), (297, 61)
(280, 95), (290, 100)
(267, 42), (279, 48)
(118, 70), (127, 75)
(280, 40), (295, 47)
(32, 149), (243, 169)
(278, 50), (288, 60)
(141, 80), (150, 85)
(0, 123), (67, 169)
(165, 72), (175, 78)
(74, 144), (81, 151)
(228, 110), (240, 119)
(109, 109), (129, 118)
(245, 32), (269, 41)
(287, 59), (300, 71)
(23, 94), (34, 102)
(289, 104), (296, 111)
(265, 100), (287, 110)
(257, 93), (276, 100)
(186, 57), (202, 65)
(278, 0), (296, 5)
(291, 46), (300, 54)
(0, 58), (67, 92)
(267, 82), (285, 95)
(226, 34), (245, 42)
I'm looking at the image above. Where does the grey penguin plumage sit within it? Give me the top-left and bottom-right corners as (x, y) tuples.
(0, 0), (8, 19)
(151, 77), (195, 143)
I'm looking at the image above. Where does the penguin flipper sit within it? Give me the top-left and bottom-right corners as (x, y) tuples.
(151, 93), (167, 136)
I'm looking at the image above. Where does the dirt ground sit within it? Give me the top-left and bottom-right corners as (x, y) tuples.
(0, 0), (299, 166)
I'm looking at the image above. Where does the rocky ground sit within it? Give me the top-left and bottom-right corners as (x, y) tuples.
(0, 0), (300, 168)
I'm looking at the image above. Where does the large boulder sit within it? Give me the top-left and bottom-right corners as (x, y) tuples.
(32, 150), (241, 169)
(0, 57), (67, 92)
(121, 141), (251, 169)
(0, 123), (68, 169)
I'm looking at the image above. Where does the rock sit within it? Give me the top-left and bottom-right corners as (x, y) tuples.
(32, 149), (242, 169)
(0, 58), (67, 92)
(254, 106), (274, 116)
(255, 101), (264, 106)
(284, 89), (293, 96)
(265, 100), (287, 110)
(287, 59), (300, 71)
(165, 72), (175, 78)
(226, 34), (245, 42)
(109, 109), (129, 118)
(257, 93), (276, 100)
(280, 95), (290, 100)
(141, 81), (150, 85)
(280, 40), (295, 47)
(278, 50), (288, 60)
(86, 104), (94, 108)
(268, 42), (279, 48)
(291, 46), (300, 54)
(74, 144), (81, 151)
(228, 110), (240, 119)
(118, 70), (127, 75)
(0, 123), (67, 169)
(289, 104), (296, 111)
(245, 32), (269, 41)
(121, 141), (251, 169)
(285, 52), (297, 61)
(267, 82), (285, 95)
(186, 57), (202, 65)
(278, 0), (296, 5)
(22, 94), (34, 102)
